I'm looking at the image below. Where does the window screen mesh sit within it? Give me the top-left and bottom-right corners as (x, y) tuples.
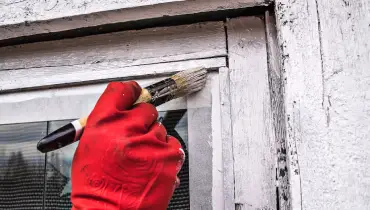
(0, 110), (190, 210)
(0, 122), (46, 210)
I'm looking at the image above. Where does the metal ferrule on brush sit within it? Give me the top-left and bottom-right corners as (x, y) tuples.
(135, 78), (178, 107)
(134, 67), (207, 107)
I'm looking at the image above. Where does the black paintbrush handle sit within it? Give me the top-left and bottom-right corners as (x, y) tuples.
(36, 79), (177, 153)
(37, 119), (84, 153)
(36, 67), (207, 153)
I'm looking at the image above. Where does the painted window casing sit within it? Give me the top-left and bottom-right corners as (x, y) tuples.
(0, 14), (277, 210)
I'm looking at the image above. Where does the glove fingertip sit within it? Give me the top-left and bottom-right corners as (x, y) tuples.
(114, 81), (142, 111)
(123, 81), (142, 99)
(166, 135), (182, 148)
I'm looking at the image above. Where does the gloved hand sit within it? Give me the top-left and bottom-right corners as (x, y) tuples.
(71, 81), (185, 210)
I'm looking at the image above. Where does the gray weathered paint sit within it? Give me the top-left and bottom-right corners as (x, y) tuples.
(187, 107), (213, 210)
(265, 11), (289, 210)
(0, 0), (183, 25)
(0, 0), (268, 41)
(0, 21), (226, 71)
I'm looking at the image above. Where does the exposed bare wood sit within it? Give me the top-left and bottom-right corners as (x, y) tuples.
(0, 21), (226, 71)
(219, 67), (235, 210)
(0, 57), (226, 92)
(227, 16), (276, 209)
(265, 10), (289, 210)
(275, 0), (370, 209)
(275, 0), (319, 208)
(0, 0), (269, 41)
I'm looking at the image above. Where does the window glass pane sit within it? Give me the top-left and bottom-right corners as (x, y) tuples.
(161, 110), (189, 210)
(45, 109), (190, 209)
(45, 120), (77, 209)
(0, 122), (47, 210)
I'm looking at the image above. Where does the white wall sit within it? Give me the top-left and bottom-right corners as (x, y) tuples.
(276, 0), (370, 209)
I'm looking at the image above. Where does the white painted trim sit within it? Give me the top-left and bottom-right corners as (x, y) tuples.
(0, 0), (183, 26)
(227, 16), (276, 209)
(211, 73), (224, 210)
(219, 67), (235, 210)
(0, 21), (226, 71)
(0, 57), (226, 92)
(0, 0), (269, 41)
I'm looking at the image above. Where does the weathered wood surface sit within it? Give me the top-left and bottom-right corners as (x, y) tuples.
(0, 0), (269, 41)
(0, 57), (226, 92)
(275, 0), (370, 209)
(219, 67), (235, 210)
(210, 73), (224, 210)
(227, 16), (276, 210)
(0, 21), (225, 70)
(0, 0), (183, 25)
(0, 57), (221, 124)
(265, 11), (289, 210)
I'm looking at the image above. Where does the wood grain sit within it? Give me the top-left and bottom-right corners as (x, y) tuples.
(0, 21), (225, 71)
(227, 16), (276, 210)
(265, 11), (289, 210)
(0, 0), (269, 41)
(219, 67), (235, 210)
(275, 0), (321, 208)
(0, 57), (226, 92)
(275, 0), (370, 209)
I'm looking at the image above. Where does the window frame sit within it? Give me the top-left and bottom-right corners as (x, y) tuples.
(0, 15), (277, 210)
(0, 61), (231, 210)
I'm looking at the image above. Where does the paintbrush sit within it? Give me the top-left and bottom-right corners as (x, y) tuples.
(36, 67), (208, 153)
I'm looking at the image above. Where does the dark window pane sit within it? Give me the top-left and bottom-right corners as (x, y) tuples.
(161, 110), (190, 210)
(45, 120), (76, 209)
(0, 122), (47, 210)
(45, 110), (190, 209)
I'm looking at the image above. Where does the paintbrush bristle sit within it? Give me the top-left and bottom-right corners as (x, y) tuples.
(171, 67), (208, 96)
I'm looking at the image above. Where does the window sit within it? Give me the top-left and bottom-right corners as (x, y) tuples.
(0, 16), (275, 210)
(0, 70), (223, 209)
(45, 110), (189, 209)
(0, 122), (46, 209)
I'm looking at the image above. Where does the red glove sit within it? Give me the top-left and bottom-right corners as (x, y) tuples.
(71, 81), (185, 210)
